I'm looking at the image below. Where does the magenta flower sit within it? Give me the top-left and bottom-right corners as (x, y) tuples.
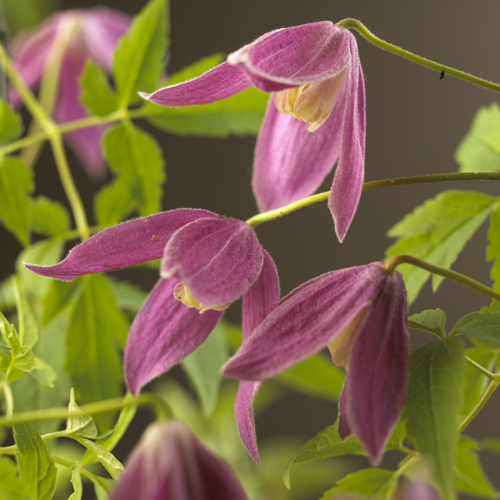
(142, 21), (365, 241)
(9, 8), (130, 177)
(222, 262), (409, 464)
(110, 420), (247, 500)
(25, 208), (279, 462)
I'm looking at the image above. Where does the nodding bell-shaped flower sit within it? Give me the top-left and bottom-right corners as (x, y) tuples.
(110, 421), (248, 500)
(142, 21), (366, 242)
(9, 8), (130, 177)
(24, 209), (280, 463)
(222, 262), (409, 464)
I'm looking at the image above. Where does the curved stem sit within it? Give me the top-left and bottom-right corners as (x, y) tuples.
(465, 355), (496, 381)
(0, 393), (171, 427)
(337, 18), (500, 94)
(459, 379), (500, 432)
(383, 254), (500, 302)
(246, 172), (500, 227)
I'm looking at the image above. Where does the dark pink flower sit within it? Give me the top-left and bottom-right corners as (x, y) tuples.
(110, 421), (247, 500)
(9, 8), (130, 177)
(142, 22), (365, 241)
(25, 209), (279, 462)
(222, 262), (409, 464)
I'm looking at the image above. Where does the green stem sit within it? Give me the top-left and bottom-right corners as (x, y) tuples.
(0, 393), (171, 427)
(2, 382), (13, 416)
(383, 255), (500, 302)
(465, 355), (496, 380)
(337, 18), (500, 94)
(245, 172), (500, 227)
(459, 379), (500, 432)
(0, 430), (70, 455)
(52, 456), (106, 483)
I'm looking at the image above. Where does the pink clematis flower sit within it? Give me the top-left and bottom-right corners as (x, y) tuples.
(142, 21), (365, 241)
(222, 262), (409, 464)
(9, 8), (130, 177)
(25, 209), (279, 462)
(110, 420), (247, 500)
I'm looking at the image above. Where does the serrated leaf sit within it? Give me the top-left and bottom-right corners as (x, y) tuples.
(460, 348), (496, 420)
(455, 436), (497, 498)
(0, 456), (30, 500)
(455, 103), (500, 173)
(14, 423), (57, 500)
(0, 99), (23, 144)
(67, 274), (128, 430)
(68, 464), (82, 500)
(276, 352), (345, 401)
(451, 311), (500, 346)
(94, 174), (137, 227)
(80, 61), (118, 116)
(66, 387), (98, 439)
(73, 437), (124, 480)
(320, 469), (398, 500)
(103, 123), (164, 217)
(114, 0), (169, 107)
(30, 196), (69, 237)
(487, 201), (500, 292)
(408, 308), (446, 338)
(404, 337), (465, 500)
(386, 191), (495, 304)
(182, 322), (228, 416)
(81, 393), (136, 466)
(12, 317), (71, 435)
(282, 421), (365, 489)
(16, 240), (64, 301)
(42, 279), (81, 326)
(0, 157), (33, 246)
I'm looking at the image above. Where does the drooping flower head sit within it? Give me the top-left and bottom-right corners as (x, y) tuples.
(9, 8), (130, 177)
(142, 21), (365, 241)
(25, 208), (279, 462)
(223, 262), (409, 464)
(110, 420), (247, 500)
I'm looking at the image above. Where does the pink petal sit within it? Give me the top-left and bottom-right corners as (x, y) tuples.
(142, 62), (252, 107)
(222, 263), (385, 381)
(236, 251), (280, 463)
(337, 385), (354, 440)
(125, 279), (224, 395)
(228, 22), (351, 92)
(25, 209), (217, 281)
(344, 272), (409, 464)
(161, 216), (264, 306)
(328, 35), (366, 242)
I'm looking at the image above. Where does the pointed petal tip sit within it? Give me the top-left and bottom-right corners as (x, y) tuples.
(138, 91), (151, 101)
(23, 262), (75, 281)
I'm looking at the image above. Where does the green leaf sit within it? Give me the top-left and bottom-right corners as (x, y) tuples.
(386, 190), (495, 304)
(460, 348), (496, 420)
(13, 276), (38, 347)
(481, 438), (500, 454)
(14, 423), (57, 500)
(182, 323), (228, 416)
(66, 387), (98, 439)
(455, 436), (497, 498)
(16, 240), (64, 301)
(94, 174), (137, 227)
(487, 201), (500, 291)
(107, 277), (147, 316)
(68, 465), (83, 500)
(81, 393), (137, 466)
(0, 456), (30, 500)
(404, 337), (465, 500)
(30, 196), (69, 237)
(11, 316), (71, 435)
(88, 474), (114, 500)
(282, 421), (365, 489)
(408, 308), (446, 338)
(103, 123), (165, 217)
(0, 275), (16, 312)
(320, 469), (398, 500)
(114, 0), (169, 107)
(451, 311), (500, 346)
(0, 157), (33, 246)
(28, 357), (57, 388)
(80, 61), (118, 116)
(455, 103), (500, 172)
(0, 99), (23, 144)
(66, 274), (128, 430)
(73, 437), (124, 480)
(276, 352), (344, 401)
(42, 279), (81, 326)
